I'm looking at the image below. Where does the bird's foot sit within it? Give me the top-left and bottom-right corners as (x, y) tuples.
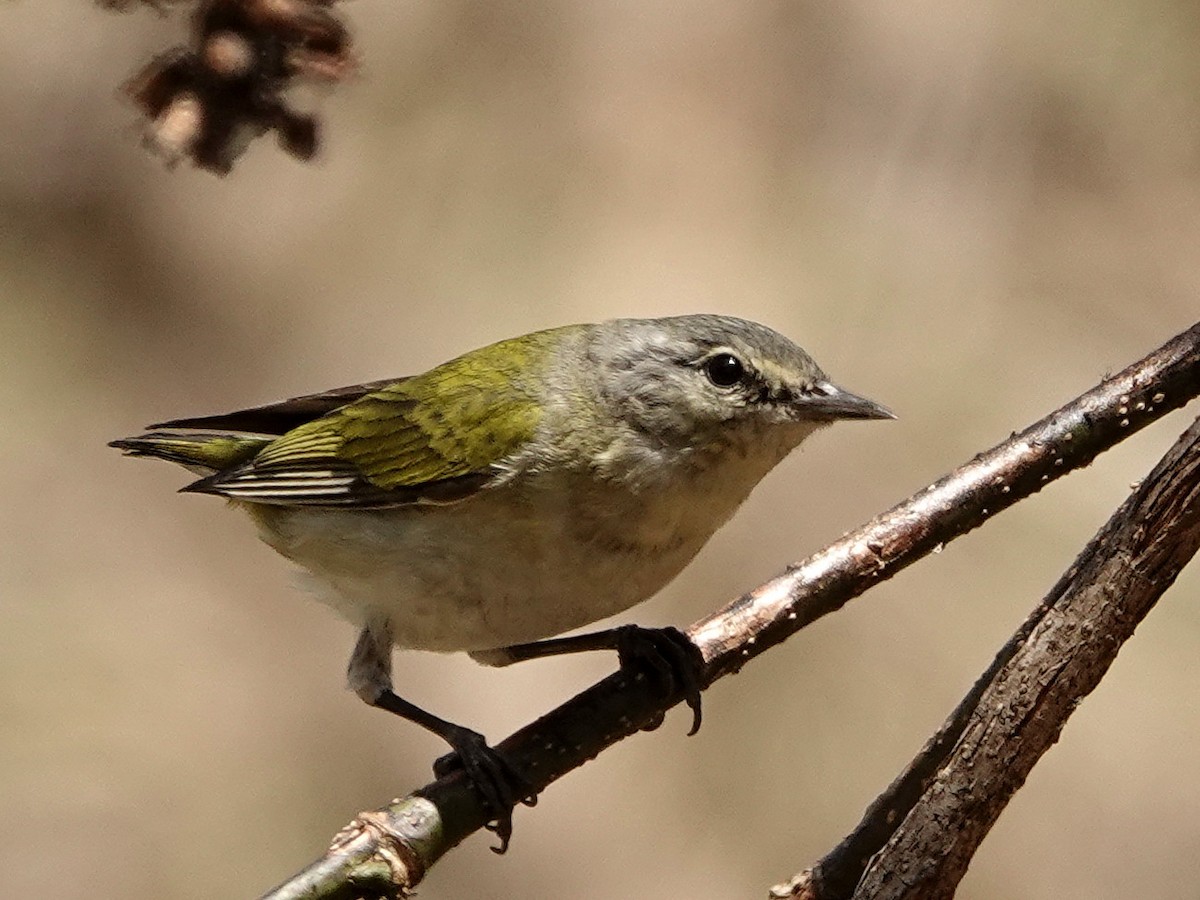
(432, 727), (537, 853)
(613, 625), (705, 735)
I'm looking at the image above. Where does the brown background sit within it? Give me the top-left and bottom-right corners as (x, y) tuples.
(2, 2), (1199, 898)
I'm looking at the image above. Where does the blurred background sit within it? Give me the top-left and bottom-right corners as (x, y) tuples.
(2, 2), (1199, 897)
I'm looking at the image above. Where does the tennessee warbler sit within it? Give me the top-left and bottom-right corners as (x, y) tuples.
(111, 314), (892, 847)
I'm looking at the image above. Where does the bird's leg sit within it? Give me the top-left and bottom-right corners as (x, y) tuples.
(470, 625), (705, 735)
(348, 621), (535, 853)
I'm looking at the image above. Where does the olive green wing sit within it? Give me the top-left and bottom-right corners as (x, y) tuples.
(181, 335), (554, 508)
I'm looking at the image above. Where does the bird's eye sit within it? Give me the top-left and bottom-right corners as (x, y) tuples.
(702, 352), (746, 387)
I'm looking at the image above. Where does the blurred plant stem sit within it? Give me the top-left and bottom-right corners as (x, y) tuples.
(105, 0), (354, 173)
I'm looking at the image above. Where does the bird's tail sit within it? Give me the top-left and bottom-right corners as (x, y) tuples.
(109, 432), (270, 476)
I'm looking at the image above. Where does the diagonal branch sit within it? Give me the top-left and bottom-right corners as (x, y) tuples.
(259, 321), (1200, 899)
(772, 413), (1200, 900)
(858, 420), (1200, 898)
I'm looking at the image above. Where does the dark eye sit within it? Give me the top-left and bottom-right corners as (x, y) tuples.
(702, 352), (746, 387)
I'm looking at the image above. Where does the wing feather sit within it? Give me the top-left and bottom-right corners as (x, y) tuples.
(180, 328), (566, 507)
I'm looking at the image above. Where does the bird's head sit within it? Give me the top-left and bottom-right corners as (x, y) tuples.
(583, 315), (893, 464)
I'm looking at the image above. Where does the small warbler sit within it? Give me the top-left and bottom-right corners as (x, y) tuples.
(112, 314), (891, 847)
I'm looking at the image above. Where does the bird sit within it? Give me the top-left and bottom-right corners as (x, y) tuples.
(111, 314), (892, 848)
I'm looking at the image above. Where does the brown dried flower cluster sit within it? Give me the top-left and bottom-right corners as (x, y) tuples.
(113, 0), (355, 173)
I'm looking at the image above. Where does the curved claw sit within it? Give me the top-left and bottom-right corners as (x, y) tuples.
(432, 729), (537, 853)
(614, 625), (705, 735)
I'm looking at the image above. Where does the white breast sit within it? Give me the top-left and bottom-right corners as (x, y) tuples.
(250, 427), (812, 653)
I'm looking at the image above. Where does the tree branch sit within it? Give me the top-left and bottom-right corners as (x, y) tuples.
(771, 413), (1200, 899)
(259, 321), (1200, 899)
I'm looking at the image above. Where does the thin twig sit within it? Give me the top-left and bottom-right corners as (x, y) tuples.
(260, 322), (1200, 900)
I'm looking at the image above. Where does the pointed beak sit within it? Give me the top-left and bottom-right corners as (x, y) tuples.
(795, 380), (896, 421)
